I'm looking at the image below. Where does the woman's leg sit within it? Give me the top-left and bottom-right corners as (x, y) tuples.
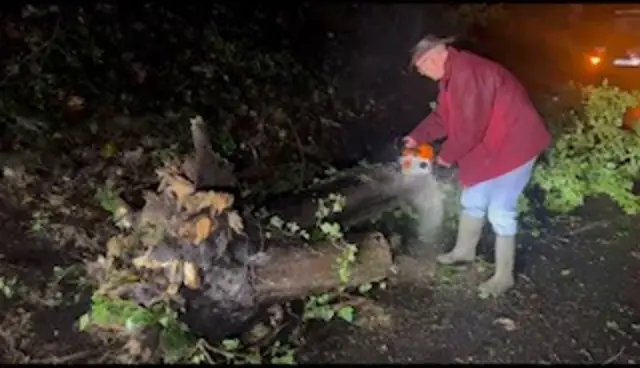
(479, 157), (537, 296)
(436, 180), (490, 264)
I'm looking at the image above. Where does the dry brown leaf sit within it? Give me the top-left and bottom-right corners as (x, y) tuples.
(182, 191), (234, 216)
(165, 261), (183, 295)
(106, 236), (126, 258)
(166, 283), (179, 296)
(183, 262), (201, 290)
(227, 210), (244, 234)
(194, 216), (212, 244)
(177, 215), (213, 244)
(168, 177), (194, 204)
(156, 167), (194, 206)
(210, 192), (234, 213)
(132, 253), (174, 271)
(66, 95), (85, 111)
(177, 221), (193, 241)
(132, 255), (155, 270)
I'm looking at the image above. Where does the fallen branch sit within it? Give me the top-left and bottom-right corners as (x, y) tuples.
(26, 350), (94, 364)
(261, 163), (430, 229)
(603, 347), (625, 365)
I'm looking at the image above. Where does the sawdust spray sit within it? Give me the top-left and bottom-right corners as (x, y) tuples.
(397, 172), (459, 248)
(411, 174), (445, 239)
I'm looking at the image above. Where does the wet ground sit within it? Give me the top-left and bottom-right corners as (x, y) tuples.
(298, 198), (640, 364)
(0, 172), (639, 364)
(0, 195), (106, 363)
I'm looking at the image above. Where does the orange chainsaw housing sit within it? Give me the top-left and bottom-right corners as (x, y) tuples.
(401, 143), (434, 170)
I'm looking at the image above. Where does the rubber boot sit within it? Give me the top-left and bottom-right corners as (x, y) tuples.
(478, 235), (516, 296)
(436, 214), (484, 265)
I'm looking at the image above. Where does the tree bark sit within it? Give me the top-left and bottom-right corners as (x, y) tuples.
(254, 232), (393, 303)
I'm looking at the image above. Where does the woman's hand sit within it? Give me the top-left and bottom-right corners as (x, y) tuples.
(402, 136), (417, 148)
(436, 156), (451, 167)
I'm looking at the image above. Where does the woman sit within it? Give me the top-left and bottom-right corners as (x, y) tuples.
(405, 34), (551, 296)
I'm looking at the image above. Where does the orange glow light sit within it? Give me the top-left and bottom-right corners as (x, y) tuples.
(589, 55), (601, 65)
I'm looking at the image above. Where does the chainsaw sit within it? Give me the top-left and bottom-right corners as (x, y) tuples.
(397, 142), (456, 182)
(399, 143), (435, 176)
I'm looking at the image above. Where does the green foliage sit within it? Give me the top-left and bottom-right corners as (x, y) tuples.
(314, 193), (347, 241)
(79, 295), (194, 360)
(533, 82), (640, 214)
(268, 193), (362, 326)
(80, 294), (298, 364)
(79, 295), (145, 330)
(335, 243), (358, 286)
(95, 184), (121, 215)
(1, 4), (368, 197)
(311, 193), (360, 288)
(303, 293), (355, 323)
(80, 296), (195, 363)
(0, 276), (19, 299)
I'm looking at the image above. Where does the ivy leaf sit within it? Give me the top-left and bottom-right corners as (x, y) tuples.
(322, 308), (335, 321)
(358, 283), (372, 294)
(78, 313), (91, 331)
(271, 349), (296, 365)
(221, 338), (240, 351)
(337, 306), (355, 323)
(125, 308), (155, 332)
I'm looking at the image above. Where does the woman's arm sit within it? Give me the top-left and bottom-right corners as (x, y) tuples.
(408, 105), (447, 144)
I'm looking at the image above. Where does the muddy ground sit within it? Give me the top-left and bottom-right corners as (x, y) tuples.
(298, 198), (640, 364)
(0, 189), (108, 364)
(0, 165), (638, 364)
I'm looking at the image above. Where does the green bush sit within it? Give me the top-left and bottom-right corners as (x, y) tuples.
(533, 82), (640, 214)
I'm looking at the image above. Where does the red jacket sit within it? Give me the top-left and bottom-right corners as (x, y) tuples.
(409, 47), (552, 187)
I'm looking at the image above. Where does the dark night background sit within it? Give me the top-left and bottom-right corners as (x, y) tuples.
(0, 3), (587, 165)
(0, 3), (639, 365)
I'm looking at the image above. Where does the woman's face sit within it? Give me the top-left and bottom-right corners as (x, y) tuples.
(414, 47), (447, 80)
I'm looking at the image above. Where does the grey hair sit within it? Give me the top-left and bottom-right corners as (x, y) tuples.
(410, 34), (455, 65)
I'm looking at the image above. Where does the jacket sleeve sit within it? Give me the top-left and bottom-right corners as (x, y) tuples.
(408, 104), (447, 144)
(438, 69), (495, 165)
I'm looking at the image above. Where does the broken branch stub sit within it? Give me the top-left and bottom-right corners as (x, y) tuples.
(181, 116), (237, 190)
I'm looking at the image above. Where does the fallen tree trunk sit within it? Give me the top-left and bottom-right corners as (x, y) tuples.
(259, 163), (434, 229)
(178, 230), (392, 342)
(89, 116), (393, 346)
(255, 232), (392, 303)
